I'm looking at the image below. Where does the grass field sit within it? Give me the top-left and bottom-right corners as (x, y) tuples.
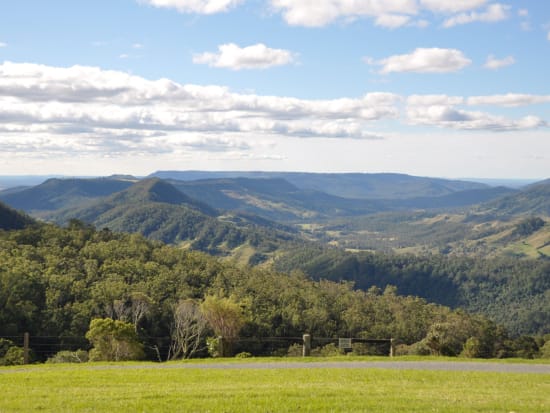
(1, 358), (549, 412)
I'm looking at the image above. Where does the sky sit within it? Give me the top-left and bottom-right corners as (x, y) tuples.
(0, 0), (549, 179)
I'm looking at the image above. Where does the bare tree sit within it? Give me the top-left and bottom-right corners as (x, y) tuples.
(169, 299), (208, 360)
(130, 292), (152, 331)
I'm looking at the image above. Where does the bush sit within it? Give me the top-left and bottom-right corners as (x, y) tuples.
(235, 352), (252, 358)
(47, 350), (89, 364)
(395, 340), (431, 356)
(311, 343), (344, 357)
(286, 343), (303, 357)
(86, 318), (144, 361)
(1, 347), (24, 366)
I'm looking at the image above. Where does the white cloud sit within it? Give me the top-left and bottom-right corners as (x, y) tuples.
(268, 0), (502, 28)
(407, 105), (546, 131)
(139, 0), (243, 14)
(518, 9), (528, 17)
(420, 0), (489, 14)
(483, 55), (515, 70)
(375, 14), (411, 29)
(193, 43), (296, 70)
(370, 48), (471, 74)
(269, 0), (418, 27)
(0, 41), (7, 48)
(407, 94), (464, 106)
(443, 3), (510, 28)
(467, 94), (550, 107)
(0, 62), (397, 159)
(407, 94), (548, 131)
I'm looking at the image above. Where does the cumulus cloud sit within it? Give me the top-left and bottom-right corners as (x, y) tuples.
(0, 42), (7, 48)
(268, 0), (502, 28)
(0, 62), (395, 157)
(407, 93), (548, 131)
(193, 43), (296, 70)
(369, 48), (471, 74)
(269, 0), (418, 27)
(442, 3), (510, 28)
(483, 55), (515, 70)
(139, 0), (243, 14)
(375, 14), (411, 29)
(467, 94), (550, 107)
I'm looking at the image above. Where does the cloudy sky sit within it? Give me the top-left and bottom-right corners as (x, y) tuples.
(0, 0), (549, 178)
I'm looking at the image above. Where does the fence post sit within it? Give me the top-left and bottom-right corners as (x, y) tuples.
(302, 334), (311, 357)
(389, 338), (394, 358)
(23, 332), (30, 364)
(218, 336), (225, 358)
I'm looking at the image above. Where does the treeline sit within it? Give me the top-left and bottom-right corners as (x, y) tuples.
(273, 245), (550, 336)
(1, 221), (548, 363)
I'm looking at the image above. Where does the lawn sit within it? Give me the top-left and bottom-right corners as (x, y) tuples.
(1, 359), (549, 412)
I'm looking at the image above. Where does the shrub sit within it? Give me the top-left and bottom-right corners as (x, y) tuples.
(235, 352), (252, 358)
(86, 318), (144, 361)
(286, 343), (303, 357)
(1, 346), (24, 366)
(47, 350), (89, 364)
(311, 343), (344, 357)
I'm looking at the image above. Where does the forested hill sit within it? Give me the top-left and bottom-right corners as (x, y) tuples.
(168, 177), (383, 221)
(0, 176), (137, 212)
(479, 179), (550, 216)
(0, 201), (35, 230)
(151, 171), (489, 200)
(1, 222), (545, 361)
(273, 246), (550, 336)
(42, 178), (302, 262)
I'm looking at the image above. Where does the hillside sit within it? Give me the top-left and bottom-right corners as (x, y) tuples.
(151, 171), (489, 200)
(169, 177), (382, 222)
(0, 201), (35, 230)
(479, 179), (550, 216)
(0, 176), (137, 213)
(43, 178), (301, 262)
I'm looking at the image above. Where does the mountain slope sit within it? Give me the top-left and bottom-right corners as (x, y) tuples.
(44, 178), (301, 262)
(169, 177), (383, 222)
(0, 177), (137, 212)
(479, 179), (550, 216)
(0, 202), (35, 230)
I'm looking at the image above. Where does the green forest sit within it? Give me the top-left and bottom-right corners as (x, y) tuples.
(1, 219), (549, 364)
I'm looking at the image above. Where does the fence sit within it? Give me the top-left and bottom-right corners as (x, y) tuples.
(1, 333), (394, 363)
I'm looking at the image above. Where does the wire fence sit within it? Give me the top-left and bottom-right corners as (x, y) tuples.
(1, 334), (393, 362)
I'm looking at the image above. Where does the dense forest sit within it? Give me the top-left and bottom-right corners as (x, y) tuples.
(1, 220), (548, 364)
(274, 245), (550, 336)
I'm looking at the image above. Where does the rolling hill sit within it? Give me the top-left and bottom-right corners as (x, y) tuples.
(43, 178), (302, 263)
(151, 171), (489, 200)
(0, 176), (137, 213)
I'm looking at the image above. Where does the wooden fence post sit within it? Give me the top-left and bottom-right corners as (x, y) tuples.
(218, 336), (225, 358)
(23, 332), (30, 364)
(389, 338), (394, 358)
(303, 334), (311, 357)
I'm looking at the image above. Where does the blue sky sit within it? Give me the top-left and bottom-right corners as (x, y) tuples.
(0, 0), (549, 178)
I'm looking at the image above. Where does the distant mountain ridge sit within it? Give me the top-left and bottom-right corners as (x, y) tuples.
(42, 178), (301, 262)
(150, 171), (489, 200)
(0, 177), (137, 212)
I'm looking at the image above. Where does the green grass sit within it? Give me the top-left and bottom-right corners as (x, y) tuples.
(1, 359), (549, 412)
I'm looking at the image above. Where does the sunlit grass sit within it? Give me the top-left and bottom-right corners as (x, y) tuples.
(1, 358), (548, 412)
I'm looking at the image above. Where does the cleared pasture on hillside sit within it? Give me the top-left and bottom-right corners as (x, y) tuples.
(1, 359), (549, 412)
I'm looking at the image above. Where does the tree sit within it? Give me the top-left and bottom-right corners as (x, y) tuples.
(200, 296), (245, 356)
(169, 299), (208, 360)
(85, 318), (144, 361)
